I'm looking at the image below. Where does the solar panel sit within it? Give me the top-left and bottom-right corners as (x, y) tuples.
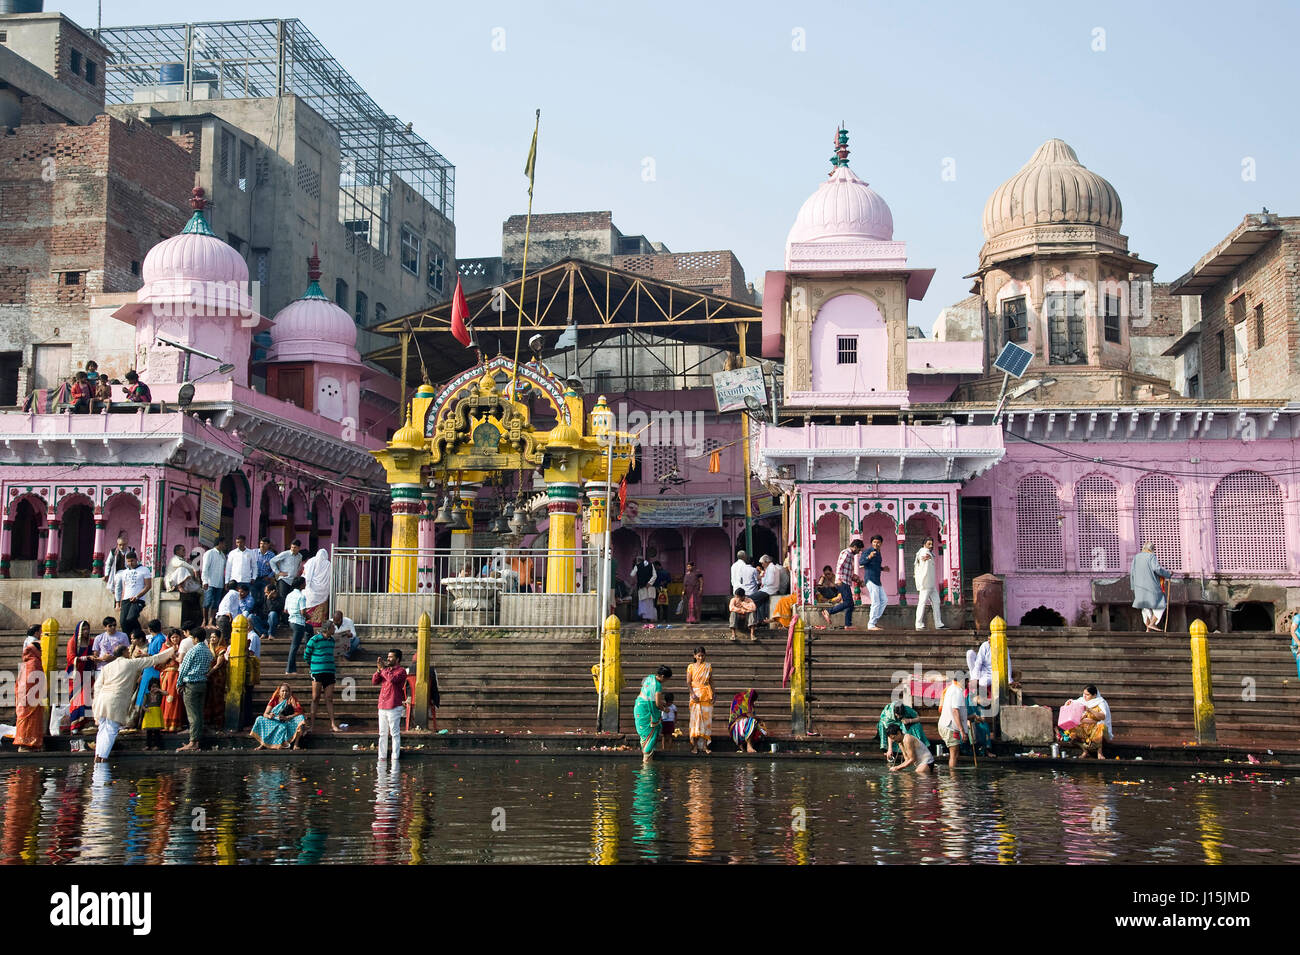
(994, 341), (1034, 378)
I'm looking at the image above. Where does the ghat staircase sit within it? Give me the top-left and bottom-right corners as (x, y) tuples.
(2, 617), (1297, 750)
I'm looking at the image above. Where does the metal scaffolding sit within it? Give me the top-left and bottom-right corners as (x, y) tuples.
(97, 17), (455, 233)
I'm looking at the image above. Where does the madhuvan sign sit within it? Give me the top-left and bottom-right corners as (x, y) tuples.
(712, 365), (767, 414)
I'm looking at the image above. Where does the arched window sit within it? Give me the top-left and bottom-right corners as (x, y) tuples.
(1075, 474), (1120, 571)
(1213, 470), (1287, 572)
(1016, 474), (1064, 571)
(1135, 474), (1182, 571)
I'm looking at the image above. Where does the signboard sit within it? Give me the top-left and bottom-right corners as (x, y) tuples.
(198, 486), (222, 547)
(712, 365), (767, 414)
(358, 513), (372, 548)
(622, 497), (722, 527)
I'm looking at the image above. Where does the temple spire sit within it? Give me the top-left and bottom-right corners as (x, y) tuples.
(830, 126), (850, 169)
(302, 241), (327, 299)
(180, 182), (217, 237)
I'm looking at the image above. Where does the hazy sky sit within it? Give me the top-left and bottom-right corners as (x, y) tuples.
(65, 0), (1298, 327)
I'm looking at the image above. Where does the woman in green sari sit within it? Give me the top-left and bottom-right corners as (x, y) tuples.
(877, 699), (929, 760)
(633, 665), (673, 761)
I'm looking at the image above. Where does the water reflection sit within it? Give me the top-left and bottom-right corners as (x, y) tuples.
(0, 758), (1294, 865)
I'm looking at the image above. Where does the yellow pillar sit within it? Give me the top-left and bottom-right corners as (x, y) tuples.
(990, 615), (1008, 710)
(40, 618), (59, 712)
(586, 487), (608, 538)
(389, 483), (421, 594)
(790, 616), (808, 735)
(412, 611), (431, 729)
(226, 614), (248, 730)
(545, 482), (580, 594)
(597, 614), (621, 733)
(1190, 618), (1216, 744)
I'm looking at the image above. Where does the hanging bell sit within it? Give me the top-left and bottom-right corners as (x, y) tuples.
(448, 502), (472, 532)
(508, 508), (530, 537)
(433, 498), (455, 524)
(488, 513), (509, 535)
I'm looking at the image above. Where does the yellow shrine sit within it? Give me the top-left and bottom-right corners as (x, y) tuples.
(372, 355), (634, 595)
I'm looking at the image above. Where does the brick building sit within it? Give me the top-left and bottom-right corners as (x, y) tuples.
(0, 12), (196, 399)
(1168, 213), (1300, 400)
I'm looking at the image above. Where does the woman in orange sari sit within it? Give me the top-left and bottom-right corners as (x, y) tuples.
(158, 629), (184, 732)
(65, 620), (96, 734)
(14, 634), (45, 750)
(204, 631), (229, 726)
(686, 646), (713, 755)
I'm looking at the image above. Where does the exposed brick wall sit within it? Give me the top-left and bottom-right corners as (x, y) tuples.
(612, 250), (749, 299)
(503, 211), (613, 234)
(0, 113), (191, 394)
(1196, 220), (1300, 400)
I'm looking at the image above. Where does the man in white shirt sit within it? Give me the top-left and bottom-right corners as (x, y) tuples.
(729, 550), (751, 593)
(758, 555), (781, 626)
(967, 640), (1014, 698)
(112, 551), (152, 638)
(937, 674), (969, 769)
(913, 537), (946, 631)
(218, 582), (253, 626)
(224, 535), (256, 591)
(200, 536), (228, 626)
(333, 610), (360, 660)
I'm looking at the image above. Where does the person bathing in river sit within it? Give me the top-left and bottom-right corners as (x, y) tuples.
(885, 722), (933, 774)
(634, 665), (672, 761)
(878, 699), (929, 760)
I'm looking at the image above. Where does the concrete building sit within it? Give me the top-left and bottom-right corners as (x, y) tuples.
(1168, 213), (1300, 400)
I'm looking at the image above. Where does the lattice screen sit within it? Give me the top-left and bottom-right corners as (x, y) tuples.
(1213, 470), (1287, 571)
(652, 446), (680, 482)
(1016, 474), (1064, 570)
(1135, 474), (1183, 571)
(1076, 475), (1121, 571)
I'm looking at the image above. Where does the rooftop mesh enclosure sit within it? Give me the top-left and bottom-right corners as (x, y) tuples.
(98, 18), (455, 227)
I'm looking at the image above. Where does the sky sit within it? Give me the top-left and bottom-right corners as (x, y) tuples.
(63, 0), (1300, 328)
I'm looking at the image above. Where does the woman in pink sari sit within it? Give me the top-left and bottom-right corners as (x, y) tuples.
(65, 620), (96, 734)
(681, 562), (703, 623)
(14, 633), (45, 750)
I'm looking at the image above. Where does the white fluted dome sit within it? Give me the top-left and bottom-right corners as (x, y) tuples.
(142, 189), (248, 287)
(982, 139), (1122, 240)
(787, 163), (894, 245)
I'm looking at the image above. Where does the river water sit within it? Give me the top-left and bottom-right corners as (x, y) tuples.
(0, 756), (1295, 864)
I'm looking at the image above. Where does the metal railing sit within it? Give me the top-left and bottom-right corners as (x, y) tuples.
(331, 546), (605, 633)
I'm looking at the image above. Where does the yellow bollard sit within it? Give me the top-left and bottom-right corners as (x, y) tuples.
(226, 614), (248, 731)
(791, 616), (808, 736)
(597, 614), (621, 733)
(40, 618), (60, 710)
(1190, 618), (1216, 744)
(989, 615), (1008, 713)
(412, 611), (431, 729)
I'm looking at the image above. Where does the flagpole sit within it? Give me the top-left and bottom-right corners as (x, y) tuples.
(511, 109), (541, 398)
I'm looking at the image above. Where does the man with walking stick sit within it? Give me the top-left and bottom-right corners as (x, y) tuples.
(1130, 542), (1174, 633)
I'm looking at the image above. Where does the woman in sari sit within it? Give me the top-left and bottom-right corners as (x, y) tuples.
(250, 683), (307, 749)
(1063, 684), (1113, 758)
(14, 635), (45, 750)
(204, 632), (229, 726)
(65, 620), (96, 734)
(158, 630), (184, 732)
(686, 646), (713, 755)
(729, 688), (766, 753)
(301, 547), (332, 630)
(633, 665), (672, 761)
(877, 699), (929, 760)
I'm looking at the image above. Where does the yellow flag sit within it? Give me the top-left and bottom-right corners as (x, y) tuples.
(524, 109), (539, 194)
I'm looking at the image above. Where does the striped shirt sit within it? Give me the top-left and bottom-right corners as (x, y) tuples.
(304, 633), (336, 675)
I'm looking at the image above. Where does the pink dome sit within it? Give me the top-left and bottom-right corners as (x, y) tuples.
(141, 189), (248, 287)
(266, 249), (360, 365)
(786, 130), (893, 246)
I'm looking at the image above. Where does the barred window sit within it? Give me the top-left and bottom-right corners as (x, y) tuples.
(1135, 474), (1182, 571)
(837, 335), (858, 365)
(1002, 296), (1028, 344)
(400, 227), (420, 275)
(1075, 474), (1120, 571)
(1016, 474), (1064, 571)
(1213, 470), (1287, 572)
(1046, 291), (1086, 364)
(652, 446), (680, 482)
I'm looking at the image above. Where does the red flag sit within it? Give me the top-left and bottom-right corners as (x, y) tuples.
(617, 476), (628, 519)
(450, 276), (472, 348)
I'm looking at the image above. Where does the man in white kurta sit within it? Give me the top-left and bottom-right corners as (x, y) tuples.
(91, 643), (176, 761)
(913, 538), (945, 630)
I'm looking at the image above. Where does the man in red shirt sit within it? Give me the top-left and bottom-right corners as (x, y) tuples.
(372, 649), (409, 761)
